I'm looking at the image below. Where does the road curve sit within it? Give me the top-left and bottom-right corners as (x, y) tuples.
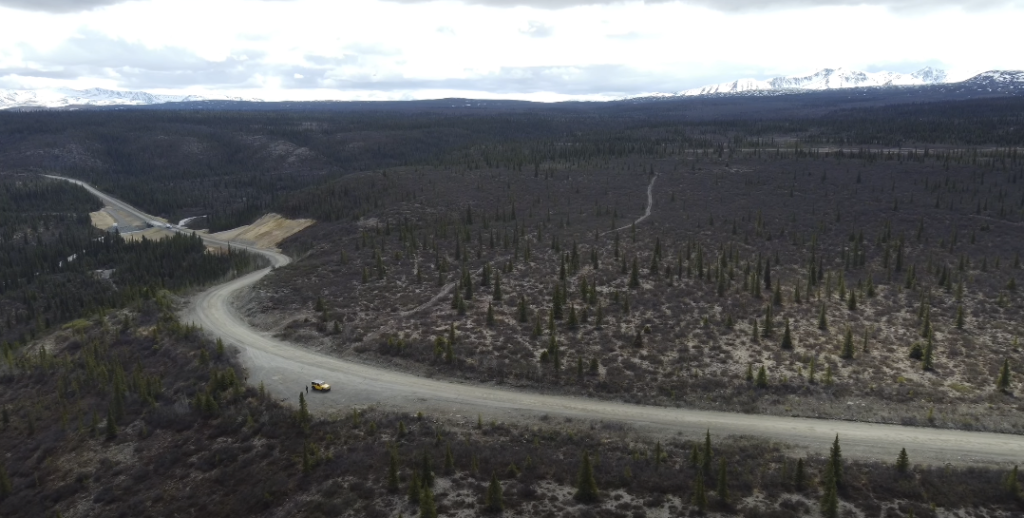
(50, 175), (1024, 467)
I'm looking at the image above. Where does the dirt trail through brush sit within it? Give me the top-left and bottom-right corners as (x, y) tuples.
(603, 173), (657, 235)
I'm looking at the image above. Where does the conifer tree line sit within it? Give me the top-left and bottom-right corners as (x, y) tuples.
(0, 176), (264, 347)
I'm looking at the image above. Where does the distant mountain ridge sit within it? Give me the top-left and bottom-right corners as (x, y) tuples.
(0, 87), (261, 109)
(633, 68), (1024, 100)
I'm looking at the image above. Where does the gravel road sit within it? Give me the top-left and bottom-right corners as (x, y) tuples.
(52, 174), (1024, 467)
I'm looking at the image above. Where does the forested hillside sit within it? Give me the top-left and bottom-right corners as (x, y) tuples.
(0, 174), (263, 348)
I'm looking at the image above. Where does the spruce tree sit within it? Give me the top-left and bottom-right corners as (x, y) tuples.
(818, 303), (828, 330)
(997, 358), (1012, 392)
(755, 365), (768, 388)
(387, 447), (400, 492)
(1007, 465), (1021, 496)
(420, 485), (438, 518)
(486, 303), (496, 326)
(922, 336), (935, 371)
(629, 258), (641, 288)
(702, 429), (713, 475)
(847, 289), (857, 311)
(794, 458), (805, 491)
(895, 448), (909, 474)
(840, 327), (855, 359)
(518, 296), (528, 323)
(421, 451), (435, 488)
(820, 475), (839, 518)
(573, 451), (599, 503)
(444, 442), (455, 474)
(716, 458), (730, 504)
(762, 304), (774, 337)
(493, 271), (502, 301)
(692, 470), (708, 512)
(825, 434), (843, 488)
(484, 472), (504, 512)
(956, 305), (965, 329)
(780, 318), (793, 350)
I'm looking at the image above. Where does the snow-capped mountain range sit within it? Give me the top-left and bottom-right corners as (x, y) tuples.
(0, 87), (260, 110)
(1, 68), (1022, 109)
(643, 67), (948, 98)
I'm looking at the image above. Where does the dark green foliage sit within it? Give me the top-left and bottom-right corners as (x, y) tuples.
(387, 447), (400, 492)
(997, 359), (1012, 392)
(716, 458), (730, 504)
(794, 458), (805, 491)
(420, 451), (435, 488)
(573, 451), (599, 503)
(755, 365), (768, 388)
(780, 318), (793, 350)
(419, 484), (438, 518)
(922, 336), (935, 371)
(484, 472), (504, 513)
(692, 470), (708, 512)
(896, 448), (910, 474)
(840, 327), (855, 359)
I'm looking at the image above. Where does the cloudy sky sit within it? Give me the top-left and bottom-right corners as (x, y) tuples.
(0, 0), (1022, 101)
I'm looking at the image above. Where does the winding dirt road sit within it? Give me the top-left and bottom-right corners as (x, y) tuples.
(603, 173), (657, 235)
(53, 175), (1024, 467)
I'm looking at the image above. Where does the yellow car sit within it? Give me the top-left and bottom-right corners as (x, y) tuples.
(311, 379), (331, 392)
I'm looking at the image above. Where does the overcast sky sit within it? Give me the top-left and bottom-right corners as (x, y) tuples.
(0, 0), (1021, 101)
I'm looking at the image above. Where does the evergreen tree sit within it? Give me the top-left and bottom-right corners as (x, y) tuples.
(1007, 465), (1021, 496)
(762, 304), (774, 337)
(702, 429), (713, 475)
(518, 295), (528, 323)
(484, 472), (504, 513)
(922, 336), (935, 371)
(820, 475), (839, 518)
(780, 318), (793, 350)
(745, 363), (754, 382)
(421, 451), (435, 488)
(840, 327), (855, 359)
(818, 303), (828, 330)
(997, 358), (1012, 392)
(847, 289), (857, 311)
(298, 392), (310, 430)
(486, 303), (496, 326)
(493, 271), (502, 301)
(794, 458), (806, 491)
(895, 448), (909, 474)
(629, 258), (640, 288)
(716, 458), (730, 504)
(104, 409), (117, 440)
(573, 451), (599, 503)
(755, 365), (768, 388)
(764, 258), (772, 290)
(825, 434), (843, 488)
(420, 484), (438, 518)
(956, 305), (965, 329)
(387, 447), (400, 492)
(444, 442), (455, 474)
(692, 470), (708, 512)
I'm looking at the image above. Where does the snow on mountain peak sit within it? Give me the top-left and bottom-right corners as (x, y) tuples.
(666, 67), (950, 98)
(0, 87), (261, 110)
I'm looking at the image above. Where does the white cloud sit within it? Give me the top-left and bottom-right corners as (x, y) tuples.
(0, 0), (1021, 101)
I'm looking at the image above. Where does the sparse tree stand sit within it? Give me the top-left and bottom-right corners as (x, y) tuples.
(484, 472), (504, 513)
(997, 358), (1012, 392)
(573, 451), (600, 503)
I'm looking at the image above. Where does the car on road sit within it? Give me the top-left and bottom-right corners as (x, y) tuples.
(311, 379), (331, 392)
